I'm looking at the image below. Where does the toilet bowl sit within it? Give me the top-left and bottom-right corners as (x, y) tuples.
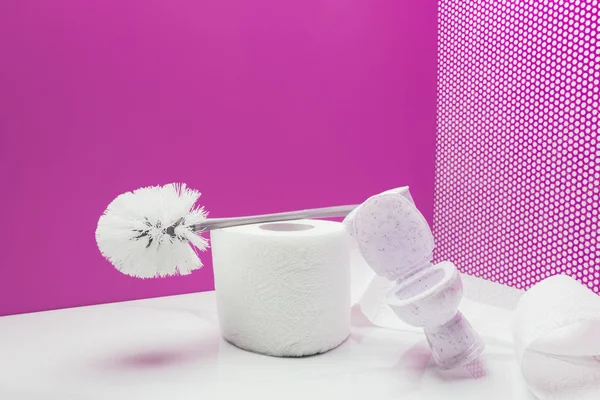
(387, 261), (484, 369)
(348, 190), (484, 369)
(387, 261), (461, 328)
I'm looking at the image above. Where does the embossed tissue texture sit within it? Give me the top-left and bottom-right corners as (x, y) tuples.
(211, 220), (351, 357)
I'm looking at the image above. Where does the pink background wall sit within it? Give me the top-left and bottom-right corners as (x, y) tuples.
(0, 0), (437, 316)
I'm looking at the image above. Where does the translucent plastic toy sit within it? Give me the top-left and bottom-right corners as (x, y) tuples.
(345, 189), (484, 369)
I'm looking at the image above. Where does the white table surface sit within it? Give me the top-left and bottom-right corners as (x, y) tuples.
(0, 287), (536, 400)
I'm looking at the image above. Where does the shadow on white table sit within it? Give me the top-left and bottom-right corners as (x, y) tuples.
(0, 286), (535, 400)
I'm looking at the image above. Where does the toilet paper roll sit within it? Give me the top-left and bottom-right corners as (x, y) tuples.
(211, 219), (351, 357)
(513, 275), (600, 399)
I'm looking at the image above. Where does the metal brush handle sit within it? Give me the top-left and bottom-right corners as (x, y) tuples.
(195, 204), (358, 231)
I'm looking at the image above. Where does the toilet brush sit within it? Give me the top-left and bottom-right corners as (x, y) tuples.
(95, 183), (358, 278)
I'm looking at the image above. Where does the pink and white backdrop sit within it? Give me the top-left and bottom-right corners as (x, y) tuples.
(433, 0), (600, 292)
(1, 0), (598, 317)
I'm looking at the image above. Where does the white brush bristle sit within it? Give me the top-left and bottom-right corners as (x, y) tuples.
(95, 183), (209, 278)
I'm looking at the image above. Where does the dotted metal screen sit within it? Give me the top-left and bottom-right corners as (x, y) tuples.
(433, 0), (600, 292)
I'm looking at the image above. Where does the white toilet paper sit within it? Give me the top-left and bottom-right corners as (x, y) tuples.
(513, 275), (600, 399)
(211, 219), (351, 357)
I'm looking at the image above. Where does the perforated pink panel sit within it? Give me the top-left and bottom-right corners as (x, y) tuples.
(434, 0), (600, 292)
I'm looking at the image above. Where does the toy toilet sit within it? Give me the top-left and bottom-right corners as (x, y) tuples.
(347, 189), (484, 369)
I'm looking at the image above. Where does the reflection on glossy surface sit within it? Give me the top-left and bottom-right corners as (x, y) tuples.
(0, 291), (535, 399)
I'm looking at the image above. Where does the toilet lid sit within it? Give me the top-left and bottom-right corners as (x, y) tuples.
(352, 192), (435, 281)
